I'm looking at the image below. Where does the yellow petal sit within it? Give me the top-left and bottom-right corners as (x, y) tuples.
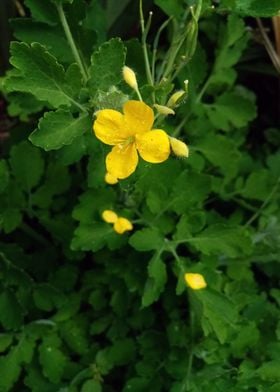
(114, 217), (133, 234)
(136, 129), (170, 163)
(123, 100), (154, 135)
(170, 137), (189, 157)
(105, 172), (119, 184)
(106, 143), (138, 179)
(93, 109), (124, 145)
(102, 210), (118, 223)
(184, 273), (207, 290)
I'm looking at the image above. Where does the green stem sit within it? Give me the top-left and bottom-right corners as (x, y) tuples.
(139, 0), (154, 87)
(21, 222), (50, 247)
(56, 3), (88, 82)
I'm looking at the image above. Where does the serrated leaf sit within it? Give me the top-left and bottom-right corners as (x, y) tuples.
(25, 0), (58, 25)
(5, 42), (82, 109)
(39, 337), (67, 383)
(6, 92), (45, 121)
(10, 141), (44, 192)
(29, 110), (90, 151)
(235, 0), (280, 17)
(205, 89), (257, 131)
(242, 169), (272, 201)
(88, 38), (126, 93)
(142, 253), (167, 307)
(71, 223), (112, 252)
(186, 224), (252, 257)
(129, 228), (164, 251)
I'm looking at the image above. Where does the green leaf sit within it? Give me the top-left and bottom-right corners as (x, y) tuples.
(0, 160), (9, 194)
(242, 169), (273, 201)
(88, 38), (126, 94)
(258, 361), (280, 381)
(39, 336), (67, 384)
(205, 88), (257, 131)
(71, 223), (112, 252)
(81, 380), (102, 392)
(29, 110), (91, 151)
(195, 133), (241, 178)
(235, 0), (280, 17)
(10, 141), (44, 192)
(11, 19), (73, 63)
(0, 349), (21, 391)
(6, 92), (45, 121)
(142, 253), (167, 307)
(186, 224), (252, 257)
(25, 0), (58, 25)
(129, 228), (164, 252)
(154, 0), (185, 18)
(0, 290), (24, 330)
(0, 334), (13, 352)
(5, 42), (82, 109)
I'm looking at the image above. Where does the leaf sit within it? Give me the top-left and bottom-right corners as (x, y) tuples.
(195, 133), (241, 178)
(0, 160), (9, 193)
(88, 38), (126, 94)
(0, 290), (24, 330)
(9, 141), (44, 192)
(6, 92), (45, 121)
(242, 169), (273, 201)
(142, 253), (167, 307)
(24, 0), (58, 25)
(0, 350), (21, 391)
(81, 380), (102, 392)
(154, 0), (185, 18)
(29, 110), (91, 151)
(197, 289), (239, 343)
(39, 336), (67, 384)
(5, 42), (81, 109)
(0, 334), (13, 353)
(205, 88), (257, 131)
(71, 223), (112, 252)
(235, 0), (280, 17)
(186, 224), (252, 257)
(11, 19), (73, 63)
(129, 228), (164, 252)
(258, 361), (280, 381)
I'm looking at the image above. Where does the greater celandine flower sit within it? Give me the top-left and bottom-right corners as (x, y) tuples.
(184, 273), (207, 290)
(102, 209), (133, 234)
(93, 100), (170, 180)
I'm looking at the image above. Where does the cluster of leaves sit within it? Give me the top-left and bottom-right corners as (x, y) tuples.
(0, 0), (280, 391)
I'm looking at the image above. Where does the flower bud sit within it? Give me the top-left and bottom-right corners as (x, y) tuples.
(170, 137), (189, 158)
(122, 66), (138, 90)
(105, 172), (118, 185)
(184, 273), (207, 290)
(154, 104), (175, 116)
(102, 210), (118, 224)
(167, 90), (185, 108)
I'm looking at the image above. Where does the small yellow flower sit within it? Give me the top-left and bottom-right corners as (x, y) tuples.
(154, 104), (175, 116)
(102, 210), (133, 235)
(122, 66), (138, 90)
(184, 273), (207, 290)
(170, 137), (189, 158)
(105, 172), (118, 185)
(93, 100), (170, 180)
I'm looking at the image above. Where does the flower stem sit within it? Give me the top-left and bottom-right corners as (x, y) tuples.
(139, 0), (154, 87)
(56, 3), (88, 83)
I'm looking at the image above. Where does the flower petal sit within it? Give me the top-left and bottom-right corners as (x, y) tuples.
(102, 210), (118, 223)
(123, 100), (154, 135)
(93, 109), (124, 145)
(105, 172), (118, 185)
(136, 129), (170, 163)
(114, 217), (133, 234)
(106, 143), (138, 179)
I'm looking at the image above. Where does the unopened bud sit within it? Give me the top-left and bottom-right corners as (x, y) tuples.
(170, 137), (189, 158)
(122, 66), (138, 90)
(105, 172), (118, 185)
(167, 90), (185, 108)
(102, 210), (118, 224)
(184, 79), (189, 91)
(154, 104), (175, 116)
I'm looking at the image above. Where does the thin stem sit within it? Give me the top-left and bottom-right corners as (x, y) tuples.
(56, 3), (88, 82)
(256, 18), (280, 74)
(139, 0), (154, 86)
(21, 222), (50, 247)
(135, 86), (143, 101)
(152, 17), (172, 81)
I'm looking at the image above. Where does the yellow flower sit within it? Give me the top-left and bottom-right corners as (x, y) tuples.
(105, 172), (118, 185)
(184, 273), (207, 290)
(102, 210), (133, 235)
(93, 100), (170, 179)
(170, 137), (189, 158)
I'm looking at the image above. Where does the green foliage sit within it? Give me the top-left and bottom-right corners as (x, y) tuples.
(0, 0), (279, 391)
